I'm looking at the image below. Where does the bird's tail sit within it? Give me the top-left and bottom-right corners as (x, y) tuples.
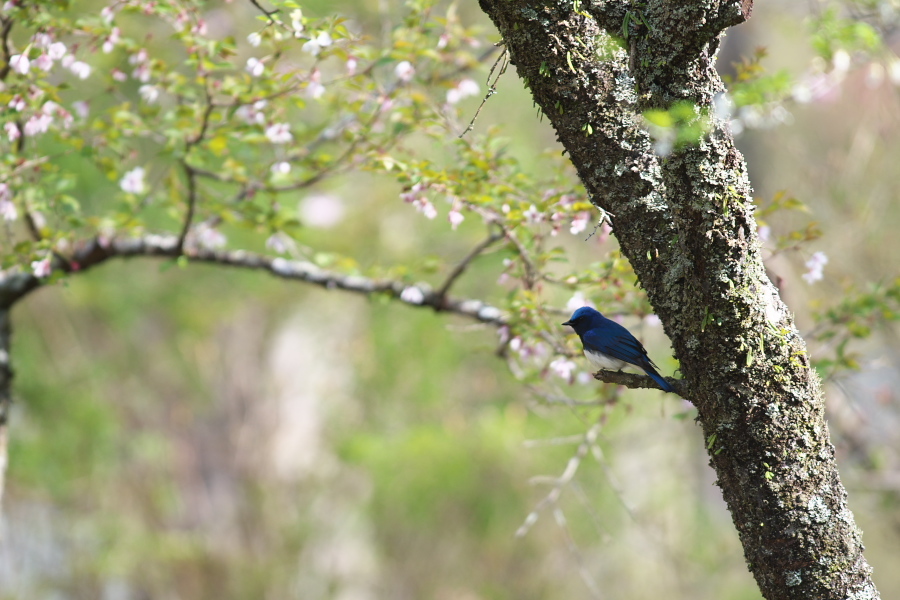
(643, 365), (674, 393)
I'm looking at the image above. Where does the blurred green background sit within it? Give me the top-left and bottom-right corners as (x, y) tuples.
(3, 1), (900, 599)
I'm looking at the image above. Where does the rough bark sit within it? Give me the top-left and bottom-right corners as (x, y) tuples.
(476, 1), (878, 598)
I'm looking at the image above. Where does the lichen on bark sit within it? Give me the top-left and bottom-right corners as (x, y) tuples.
(477, 0), (879, 598)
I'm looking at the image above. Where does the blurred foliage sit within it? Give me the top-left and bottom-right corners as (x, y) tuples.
(2, 0), (900, 599)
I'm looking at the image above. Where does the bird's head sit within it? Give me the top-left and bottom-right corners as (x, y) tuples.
(562, 306), (603, 333)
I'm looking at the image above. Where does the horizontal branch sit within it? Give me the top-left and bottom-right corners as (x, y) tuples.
(592, 369), (685, 397)
(0, 235), (506, 326)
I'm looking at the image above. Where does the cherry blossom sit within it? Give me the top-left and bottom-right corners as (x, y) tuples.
(48, 41), (67, 60)
(265, 122), (293, 144)
(394, 60), (415, 82)
(69, 60), (91, 79)
(247, 32), (262, 47)
(400, 286), (425, 304)
(302, 31), (332, 56)
(802, 251), (828, 284)
(446, 78), (479, 104)
(4, 122), (20, 142)
(31, 256), (52, 278)
(192, 223), (226, 249)
(139, 85), (160, 103)
(10, 54), (30, 75)
(448, 209), (464, 230)
(570, 211), (590, 235)
(246, 57), (264, 77)
(120, 167), (147, 194)
(549, 357), (577, 382)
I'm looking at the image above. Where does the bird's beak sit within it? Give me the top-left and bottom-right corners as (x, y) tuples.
(562, 320), (572, 327)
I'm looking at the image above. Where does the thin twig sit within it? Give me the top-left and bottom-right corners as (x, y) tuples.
(435, 231), (502, 301)
(459, 45), (509, 139)
(177, 163), (198, 253)
(516, 421), (602, 538)
(249, 0), (279, 24)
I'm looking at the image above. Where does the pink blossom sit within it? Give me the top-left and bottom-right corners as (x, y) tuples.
(35, 53), (53, 71)
(802, 251), (828, 284)
(448, 209), (464, 230)
(192, 20), (207, 36)
(5, 122), (20, 142)
(120, 167), (146, 194)
(129, 49), (148, 65)
(193, 223), (226, 249)
(446, 78), (479, 104)
(31, 256), (52, 278)
(72, 101), (89, 119)
(8, 95), (25, 111)
(0, 198), (16, 221)
(570, 211), (590, 235)
(306, 69), (324, 99)
(413, 198), (437, 219)
(0, 179), (12, 219)
(345, 57), (358, 76)
(100, 5), (116, 23)
(394, 60), (415, 82)
(111, 68), (127, 82)
(48, 41), (67, 60)
(236, 100), (267, 124)
(132, 64), (150, 82)
(523, 204), (542, 224)
(23, 114), (52, 136)
(437, 33), (450, 50)
(265, 122), (292, 144)
(757, 225), (770, 242)
(576, 371), (593, 385)
(549, 357), (577, 382)
(102, 27), (120, 53)
(10, 54), (29, 75)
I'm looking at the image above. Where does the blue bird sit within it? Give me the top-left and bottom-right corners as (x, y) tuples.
(562, 306), (674, 393)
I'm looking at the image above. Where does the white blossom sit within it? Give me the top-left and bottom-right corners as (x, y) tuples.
(394, 60), (415, 82)
(247, 32), (262, 47)
(139, 85), (159, 103)
(48, 41), (67, 60)
(31, 256), (52, 278)
(245, 57), (264, 77)
(69, 60), (91, 79)
(802, 251), (828, 284)
(120, 167), (146, 194)
(400, 286), (425, 304)
(549, 357), (578, 382)
(4, 122), (20, 142)
(264, 122), (292, 144)
(302, 31), (332, 56)
(448, 209), (464, 230)
(10, 54), (30, 75)
(446, 78), (479, 104)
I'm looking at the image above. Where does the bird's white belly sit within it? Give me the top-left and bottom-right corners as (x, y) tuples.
(584, 349), (627, 371)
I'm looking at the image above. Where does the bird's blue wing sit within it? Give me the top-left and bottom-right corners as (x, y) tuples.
(582, 324), (674, 393)
(581, 326), (653, 369)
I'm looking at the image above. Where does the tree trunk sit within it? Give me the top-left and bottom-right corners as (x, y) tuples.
(476, 1), (879, 598)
